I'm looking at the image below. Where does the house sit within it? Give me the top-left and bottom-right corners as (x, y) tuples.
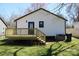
(14, 8), (67, 36)
(73, 22), (79, 37)
(5, 8), (67, 44)
(66, 22), (79, 38)
(74, 22), (79, 29)
(0, 17), (7, 36)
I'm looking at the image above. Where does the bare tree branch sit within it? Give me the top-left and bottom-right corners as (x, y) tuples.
(24, 3), (47, 14)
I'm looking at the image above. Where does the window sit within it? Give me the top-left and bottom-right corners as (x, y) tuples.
(39, 21), (44, 28)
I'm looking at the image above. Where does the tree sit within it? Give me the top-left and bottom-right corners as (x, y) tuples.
(31, 3), (46, 10)
(53, 3), (66, 15)
(53, 3), (79, 24)
(76, 4), (79, 22)
(23, 3), (47, 14)
(8, 14), (21, 28)
(76, 11), (79, 21)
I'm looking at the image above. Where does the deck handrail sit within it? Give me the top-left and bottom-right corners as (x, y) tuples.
(35, 28), (46, 43)
(5, 28), (46, 43)
(36, 28), (46, 36)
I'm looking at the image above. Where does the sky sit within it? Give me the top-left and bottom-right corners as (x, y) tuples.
(0, 3), (30, 21)
(0, 3), (59, 21)
(0, 3), (76, 26)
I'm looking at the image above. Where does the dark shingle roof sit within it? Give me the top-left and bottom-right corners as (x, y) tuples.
(0, 17), (7, 27)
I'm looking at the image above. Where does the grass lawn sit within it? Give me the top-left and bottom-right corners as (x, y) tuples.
(0, 36), (79, 56)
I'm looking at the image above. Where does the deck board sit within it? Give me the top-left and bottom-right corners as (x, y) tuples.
(6, 35), (37, 40)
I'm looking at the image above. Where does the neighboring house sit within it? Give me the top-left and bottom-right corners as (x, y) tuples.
(0, 17), (7, 36)
(14, 8), (67, 36)
(66, 22), (79, 38)
(74, 22), (79, 29)
(73, 22), (79, 37)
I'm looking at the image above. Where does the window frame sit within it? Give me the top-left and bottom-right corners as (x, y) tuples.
(39, 21), (44, 28)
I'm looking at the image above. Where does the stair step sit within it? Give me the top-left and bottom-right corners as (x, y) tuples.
(37, 37), (46, 44)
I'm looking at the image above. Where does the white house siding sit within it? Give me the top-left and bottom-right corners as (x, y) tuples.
(17, 9), (65, 36)
(0, 19), (6, 36)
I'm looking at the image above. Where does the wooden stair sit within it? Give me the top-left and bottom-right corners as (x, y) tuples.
(37, 37), (46, 44)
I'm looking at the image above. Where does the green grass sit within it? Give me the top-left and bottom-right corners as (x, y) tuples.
(0, 36), (79, 56)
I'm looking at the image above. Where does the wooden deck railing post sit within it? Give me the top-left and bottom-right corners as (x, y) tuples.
(35, 28), (46, 44)
(5, 28), (46, 44)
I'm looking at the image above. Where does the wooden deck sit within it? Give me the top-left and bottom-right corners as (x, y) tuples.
(6, 35), (37, 40)
(5, 28), (46, 44)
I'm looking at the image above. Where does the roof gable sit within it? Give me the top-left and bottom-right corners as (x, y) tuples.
(14, 8), (67, 22)
(0, 17), (7, 27)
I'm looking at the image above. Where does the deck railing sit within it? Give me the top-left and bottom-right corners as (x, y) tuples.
(5, 28), (16, 36)
(6, 28), (35, 35)
(5, 28), (46, 43)
(36, 28), (46, 43)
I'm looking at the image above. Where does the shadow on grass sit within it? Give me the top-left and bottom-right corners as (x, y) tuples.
(13, 47), (24, 56)
(0, 39), (45, 46)
(46, 43), (62, 56)
(0, 39), (77, 56)
(73, 36), (79, 39)
(42, 42), (77, 56)
(53, 44), (76, 56)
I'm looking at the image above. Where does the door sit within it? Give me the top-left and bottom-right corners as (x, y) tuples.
(28, 22), (34, 35)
